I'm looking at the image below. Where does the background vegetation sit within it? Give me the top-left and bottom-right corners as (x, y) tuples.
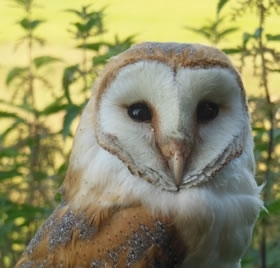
(0, 0), (279, 267)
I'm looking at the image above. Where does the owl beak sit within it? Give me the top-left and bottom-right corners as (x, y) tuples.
(168, 150), (185, 187)
(159, 138), (191, 187)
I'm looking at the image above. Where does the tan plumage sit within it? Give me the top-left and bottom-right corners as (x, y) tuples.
(16, 42), (263, 268)
(16, 204), (187, 267)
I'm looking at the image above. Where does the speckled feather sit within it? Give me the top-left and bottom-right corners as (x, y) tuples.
(16, 204), (186, 268)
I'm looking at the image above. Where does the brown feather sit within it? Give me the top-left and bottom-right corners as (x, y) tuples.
(16, 204), (187, 267)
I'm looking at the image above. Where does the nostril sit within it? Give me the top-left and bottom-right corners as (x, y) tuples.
(159, 139), (192, 160)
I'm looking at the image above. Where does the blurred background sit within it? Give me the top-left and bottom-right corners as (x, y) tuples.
(0, 0), (279, 267)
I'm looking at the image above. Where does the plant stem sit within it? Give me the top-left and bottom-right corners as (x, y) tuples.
(82, 36), (88, 94)
(257, 2), (275, 267)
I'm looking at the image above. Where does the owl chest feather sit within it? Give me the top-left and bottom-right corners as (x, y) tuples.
(16, 185), (257, 268)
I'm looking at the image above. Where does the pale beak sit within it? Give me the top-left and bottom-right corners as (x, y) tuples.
(158, 137), (191, 187)
(168, 150), (185, 187)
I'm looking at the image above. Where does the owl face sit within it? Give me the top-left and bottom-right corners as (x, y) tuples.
(93, 42), (250, 192)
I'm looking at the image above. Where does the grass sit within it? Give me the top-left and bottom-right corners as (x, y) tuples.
(0, 0), (279, 99)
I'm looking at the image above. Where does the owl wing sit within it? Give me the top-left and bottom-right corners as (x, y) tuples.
(16, 204), (187, 267)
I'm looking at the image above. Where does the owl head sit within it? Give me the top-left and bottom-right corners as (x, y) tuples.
(62, 42), (255, 203)
(16, 43), (264, 268)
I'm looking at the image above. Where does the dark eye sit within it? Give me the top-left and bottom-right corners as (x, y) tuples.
(197, 101), (219, 123)
(127, 103), (152, 122)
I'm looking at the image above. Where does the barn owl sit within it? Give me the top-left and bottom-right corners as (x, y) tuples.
(16, 42), (263, 268)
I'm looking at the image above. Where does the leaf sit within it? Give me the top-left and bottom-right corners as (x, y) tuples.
(72, 22), (87, 33)
(218, 27), (239, 39)
(0, 170), (22, 181)
(0, 118), (25, 141)
(39, 101), (68, 116)
(92, 54), (110, 66)
(33, 35), (46, 46)
(184, 26), (211, 39)
(62, 64), (80, 104)
(242, 32), (252, 46)
(33, 56), (62, 69)
(85, 16), (103, 32)
(266, 34), (280, 41)
(76, 42), (104, 51)
(64, 5), (94, 19)
(253, 27), (263, 39)
(260, 199), (280, 218)
(0, 111), (19, 119)
(217, 0), (230, 14)
(3, 201), (49, 223)
(0, 146), (21, 159)
(64, 9), (83, 18)
(222, 48), (243, 54)
(18, 18), (45, 31)
(6, 66), (28, 85)
(270, 68), (280, 72)
(62, 104), (83, 138)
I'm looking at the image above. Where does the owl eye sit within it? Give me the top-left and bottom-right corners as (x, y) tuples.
(127, 103), (152, 122)
(197, 101), (219, 123)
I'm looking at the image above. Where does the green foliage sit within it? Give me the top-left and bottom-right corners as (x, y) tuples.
(185, 16), (238, 45)
(0, 1), (134, 266)
(217, 0), (230, 14)
(1, 6), (65, 265)
(185, 0), (238, 45)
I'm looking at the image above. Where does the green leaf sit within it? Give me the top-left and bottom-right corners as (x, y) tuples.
(0, 170), (22, 181)
(217, 0), (229, 14)
(0, 111), (19, 119)
(62, 64), (80, 104)
(270, 68), (280, 72)
(72, 22), (86, 33)
(242, 32), (252, 46)
(222, 48), (242, 54)
(253, 27), (263, 39)
(85, 17), (102, 32)
(260, 199), (280, 218)
(92, 54), (109, 66)
(64, 9), (83, 18)
(266, 34), (280, 41)
(184, 26), (211, 39)
(3, 201), (49, 223)
(0, 119), (25, 141)
(0, 148), (17, 159)
(62, 104), (83, 138)
(76, 42), (104, 51)
(33, 35), (46, 46)
(55, 191), (63, 203)
(6, 66), (28, 85)
(218, 27), (238, 39)
(18, 18), (45, 31)
(33, 56), (62, 69)
(40, 101), (68, 116)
